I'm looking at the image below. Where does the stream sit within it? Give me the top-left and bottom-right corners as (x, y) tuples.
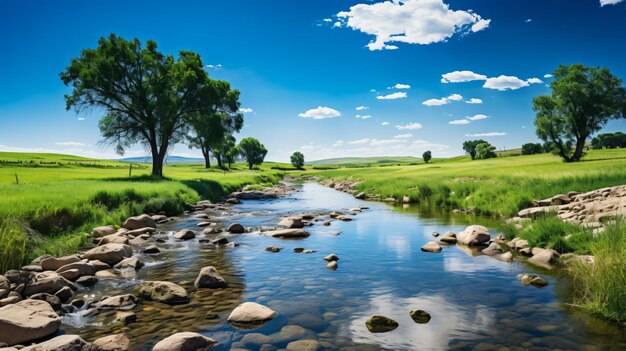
(63, 182), (625, 350)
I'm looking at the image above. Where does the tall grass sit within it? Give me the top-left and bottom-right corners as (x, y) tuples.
(568, 222), (626, 323)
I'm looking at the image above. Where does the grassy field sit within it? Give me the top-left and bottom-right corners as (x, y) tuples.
(298, 149), (626, 217)
(0, 152), (282, 271)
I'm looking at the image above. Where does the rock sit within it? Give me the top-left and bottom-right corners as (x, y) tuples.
(227, 302), (277, 326)
(0, 276), (10, 291)
(410, 310), (431, 324)
(432, 231), (439, 237)
(96, 232), (129, 246)
(348, 207), (362, 212)
(517, 273), (549, 288)
(95, 270), (118, 278)
(143, 245), (160, 254)
(92, 225), (117, 238)
(303, 249), (316, 254)
(421, 241), (442, 253)
(96, 294), (137, 310)
(173, 229), (195, 240)
(278, 217), (304, 229)
(264, 229), (310, 238)
(530, 276), (549, 287)
(323, 254), (339, 262)
(528, 249), (560, 268)
(76, 276), (98, 286)
(54, 286), (74, 303)
(227, 223), (245, 234)
(226, 197), (241, 204)
(20, 334), (86, 351)
(192, 213), (210, 219)
(456, 225), (491, 246)
(329, 211), (343, 218)
(336, 215), (352, 222)
(286, 340), (322, 351)
(58, 269), (81, 281)
(113, 256), (143, 270)
(23, 272), (76, 297)
(29, 293), (61, 311)
(89, 334), (130, 351)
(330, 231), (341, 236)
(115, 311), (137, 325)
(265, 246), (282, 253)
(481, 242), (503, 256)
(139, 281), (189, 305)
(402, 195), (411, 204)
(355, 192), (366, 199)
(210, 236), (229, 245)
(122, 214), (156, 230)
(293, 247), (305, 253)
(56, 262), (96, 278)
(439, 231), (457, 244)
(365, 315), (398, 333)
(326, 261), (338, 270)
(382, 197), (396, 203)
(507, 237), (529, 250)
(89, 260), (111, 272)
(518, 207), (549, 218)
(202, 227), (222, 235)
(323, 221), (331, 226)
(82, 244), (133, 266)
(152, 332), (217, 351)
(194, 266), (227, 289)
(40, 255), (81, 271)
(125, 227), (156, 236)
(196, 221), (211, 227)
(0, 299), (61, 346)
(496, 252), (513, 262)
(151, 214), (167, 222)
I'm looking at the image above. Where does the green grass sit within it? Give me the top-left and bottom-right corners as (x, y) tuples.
(0, 152), (282, 271)
(296, 149), (626, 217)
(568, 222), (626, 323)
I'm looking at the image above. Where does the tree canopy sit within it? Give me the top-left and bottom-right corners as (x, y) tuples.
(422, 150), (432, 163)
(476, 142), (497, 159)
(521, 142), (544, 155)
(462, 139), (487, 160)
(238, 138), (267, 170)
(290, 151), (305, 169)
(591, 132), (626, 149)
(533, 64), (626, 162)
(61, 34), (219, 177)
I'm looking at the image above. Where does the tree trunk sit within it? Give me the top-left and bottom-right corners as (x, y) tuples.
(571, 136), (587, 162)
(248, 161), (253, 170)
(215, 152), (223, 169)
(151, 154), (163, 177)
(201, 148), (211, 169)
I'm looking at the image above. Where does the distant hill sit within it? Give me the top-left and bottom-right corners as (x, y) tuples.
(116, 156), (205, 164)
(307, 156), (421, 166)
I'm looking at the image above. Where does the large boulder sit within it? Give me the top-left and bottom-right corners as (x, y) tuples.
(277, 217), (304, 229)
(139, 281), (189, 305)
(227, 223), (245, 234)
(528, 249), (560, 268)
(0, 299), (61, 346)
(56, 262), (96, 278)
(82, 244), (133, 266)
(96, 294), (137, 310)
(122, 214), (156, 230)
(23, 272), (76, 297)
(421, 242), (442, 253)
(456, 225), (491, 246)
(173, 229), (196, 240)
(92, 225), (117, 238)
(365, 315), (398, 333)
(152, 332), (217, 351)
(264, 229), (310, 238)
(96, 233), (129, 246)
(20, 334), (86, 351)
(439, 231), (457, 244)
(113, 257), (143, 271)
(40, 255), (81, 271)
(227, 302), (277, 326)
(194, 267), (227, 289)
(0, 276), (10, 291)
(88, 333), (130, 351)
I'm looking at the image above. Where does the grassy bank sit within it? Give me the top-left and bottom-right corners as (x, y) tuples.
(298, 149), (626, 217)
(0, 152), (282, 272)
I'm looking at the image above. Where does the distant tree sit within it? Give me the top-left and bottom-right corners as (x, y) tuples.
(238, 138), (267, 170)
(533, 64), (626, 162)
(290, 151), (305, 170)
(476, 142), (497, 159)
(591, 132), (626, 149)
(422, 150), (432, 163)
(61, 34), (214, 177)
(187, 81), (243, 169)
(521, 143), (544, 155)
(463, 139), (487, 160)
(221, 135), (239, 169)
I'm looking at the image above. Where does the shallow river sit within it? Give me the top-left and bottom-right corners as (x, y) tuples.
(64, 183), (625, 350)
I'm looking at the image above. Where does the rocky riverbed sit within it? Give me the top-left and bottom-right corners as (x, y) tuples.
(0, 182), (624, 350)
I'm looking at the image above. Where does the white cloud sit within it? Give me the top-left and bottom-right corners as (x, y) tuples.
(356, 106), (369, 110)
(348, 138), (371, 145)
(527, 77), (543, 84)
(483, 75), (530, 91)
(525, 19), (532, 23)
(543, 74), (553, 78)
(239, 107), (253, 113)
(323, 18), (332, 22)
(377, 92), (407, 100)
(465, 132), (507, 137)
(356, 114), (372, 119)
(77, 117), (86, 121)
(394, 133), (413, 139)
(600, 0), (625, 6)
(56, 141), (85, 146)
(422, 98), (449, 106)
(369, 89), (377, 93)
(333, 140), (344, 147)
(449, 119), (470, 125)
(298, 106), (341, 119)
(467, 114), (488, 121)
(393, 83), (411, 89)
(370, 138), (406, 146)
(441, 70), (487, 83)
(333, 21), (342, 28)
(206, 64), (222, 69)
(381, 122), (390, 126)
(447, 93), (463, 101)
(336, 0), (490, 51)
(465, 98), (483, 104)
(395, 122), (422, 130)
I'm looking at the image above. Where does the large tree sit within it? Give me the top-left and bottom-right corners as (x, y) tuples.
(290, 151), (305, 170)
(533, 64), (626, 162)
(61, 34), (214, 177)
(475, 142), (497, 159)
(214, 133), (238, 169)
(187, 80), (243, 168)
(462, 139), (487, 160)
(238, 138), (267, 170)
(422, 150), (432, 163)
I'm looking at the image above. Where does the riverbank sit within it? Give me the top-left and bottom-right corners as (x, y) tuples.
(0, 152), (282, 271)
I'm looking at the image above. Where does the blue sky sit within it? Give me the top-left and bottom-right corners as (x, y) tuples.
(1, 0), (625, 161)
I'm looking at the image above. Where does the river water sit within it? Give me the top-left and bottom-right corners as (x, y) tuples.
(64, 182), (625, 350)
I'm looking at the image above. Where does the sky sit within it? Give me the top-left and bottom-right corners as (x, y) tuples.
(1, 0), (625, 162)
